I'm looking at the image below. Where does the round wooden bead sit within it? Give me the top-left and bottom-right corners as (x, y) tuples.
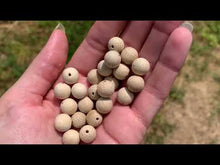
(62, 67), (79, 85)
(86, 110), (103, 127)
(113, 64), (130, 80)
(121, 47), (138, 65)
(104, 76), (119, 90)
(108, 37), (125, 52)
(79, 125), (96, 143)
(87, 69), (103, 85)
(71, 83), (87, 99)
(132, 58), (150, 76)
(104, 50), (121, 69)
(117, 87), (134, 105)
(97, 60), (112, 77)
(54, 83), (71, 100)
(96, 97), (113, 114)
(88, 84), (100, 101)
(62, 129), (80, 144)
(78, 96), (94, 113)
(54, 114), (72, 132)
(127, 75), (145, 93)
(60, 98), (77, 115)
(72, 112), (86, 129)
(97, 80), (115, 98)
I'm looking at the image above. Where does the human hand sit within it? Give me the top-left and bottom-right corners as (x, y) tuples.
(0, 21), (193, 144)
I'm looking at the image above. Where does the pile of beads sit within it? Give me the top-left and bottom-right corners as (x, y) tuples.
(54, 37), (150, 144)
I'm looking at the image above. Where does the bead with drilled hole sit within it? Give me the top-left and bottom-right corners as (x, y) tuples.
(78, 96), (94, 113)
(113, 63), (130, 80)
(127, 75), (145, 93)
(87, 69), (103, 85)
(62, 67), (79, 85)
(131, 58), (150, 76)
(108, 37), (124, 52)
(121, 47), (138, 65)
(71, 83), (87, 99)
(79, 125), (96, 143)
(88, 84), (100, 100)
(97, 80), (115, 98)
(97, 60), (112, 77)
(54, 114), (72, 132)
(60, 98), (77, 115)
(104, 50), (121, 69)
(117, 87), (134, 105)
(54, 83), (71, 100)
(62, 129), (80, 144)
(96, 97), (113, 114)
(72, 112), (86, 129)
(86, 110), (103, 127)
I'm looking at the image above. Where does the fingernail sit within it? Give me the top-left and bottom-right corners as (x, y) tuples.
(55, 22), (65, 33)
(181, 22), (193, 33)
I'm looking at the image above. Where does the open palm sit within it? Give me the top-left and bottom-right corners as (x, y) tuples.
(0, 21), (192, 144)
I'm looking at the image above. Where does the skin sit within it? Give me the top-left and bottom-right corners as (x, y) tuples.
(0, 21), (192, 144)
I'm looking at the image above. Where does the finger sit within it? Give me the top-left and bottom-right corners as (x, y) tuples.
(45, 21), (127, 102)
(14, 26), (68, 98)
(101, 104), (147, 143)
(132, 26), (193, 129)
(92, 125), (118, 144)
(120, 21), (153, 51)
(139, 21), (183, 71)
(68, 21), (128, 75)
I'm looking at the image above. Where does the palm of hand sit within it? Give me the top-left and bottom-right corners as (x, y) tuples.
(0, 21), (192, 144)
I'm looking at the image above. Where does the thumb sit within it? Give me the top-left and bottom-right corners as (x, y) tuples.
(13, 23), (68, 98)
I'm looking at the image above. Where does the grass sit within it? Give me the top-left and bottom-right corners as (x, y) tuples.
(210, 73), (220, 123)
(146, 21), (220, 143)
(213, 73), (220, 84)
(186, 21), (220, 82)
(213, 73), (220, 97)
(209, 138), (218, 144)
(192, 21), (220, 50)
(169, 87), (185, 104)
(1, 21), (220, 144)
(209, 103), (220, 123)
(37, 21), (94, 62)
(0, 21), (93, 96)
(145, 113), (176, 144)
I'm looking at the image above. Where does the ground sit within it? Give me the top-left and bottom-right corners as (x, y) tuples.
(0, 21), (220, 144)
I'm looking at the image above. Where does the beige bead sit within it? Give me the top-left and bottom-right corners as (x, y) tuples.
(88, 84), (100, 101)
(71, 83), (87, 99)
(97, 60), (112, 77)
(87, 69), (103, 85)
(78, 96), (94, 113)
(62, 129), (80, 144)
(96, 97), (113, 114)
(113, 64), (130, 80)
(108, 37), (125, 52)
(62, 67), (79, 85)
(117, 87), (134, 105)
(86, 110), (103, 127)
(97, 80), (115, 98)
(104, 76), (119, 90)
(121, 47), (138, 65)
(54, 83), (71, 100)
(79, 125), (96, 143)
(60, 98), (77, 115)
(72, 112), (86, 129)
(54, 114), (72, 132)
(132, 58), (150, 76)
(127, 75), (145, 93)
(104, 50), (121, 69)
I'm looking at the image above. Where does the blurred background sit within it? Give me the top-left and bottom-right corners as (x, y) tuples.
(0, 21), (220, 144)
